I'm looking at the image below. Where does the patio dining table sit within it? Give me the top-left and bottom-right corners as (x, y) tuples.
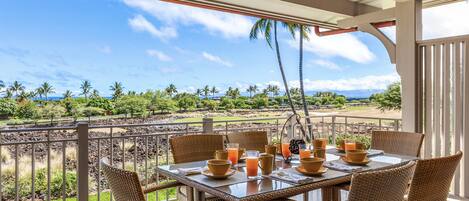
(156, 148), (418, 201)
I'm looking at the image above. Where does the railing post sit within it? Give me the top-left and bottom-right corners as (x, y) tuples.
(77, 123), (89, 201)
(394, 120), (399, 131)
(202, 117), (214, 133)
(331, 116), (336, 144)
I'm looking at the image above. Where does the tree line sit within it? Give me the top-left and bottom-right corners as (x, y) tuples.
(0, 80), (354, 122)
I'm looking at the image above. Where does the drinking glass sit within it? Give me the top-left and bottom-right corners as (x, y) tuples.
(344, 140), (356, 152)
(245, 150), (259, 178)
(281, 143), (291, 159)
(227, 143), (239, 165)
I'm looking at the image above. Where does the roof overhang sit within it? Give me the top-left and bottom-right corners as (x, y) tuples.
(162, 0), (464, 29)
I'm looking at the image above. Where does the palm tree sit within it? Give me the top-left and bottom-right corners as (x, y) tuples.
(80, 80), (92, 100)
(195, 89), (202, 97)
(4, 89), (12, 99)
(9, 81), (25, 97)
(36, 87), (44, 99)
(271, 85), (280, 98)
(202, 85), (210, 99)
(250, 19), (308, 139)
(91, 89), (100, 98)
(250, 19), (297, 112)
(165, 84), (177, 97)
(110, 81), (124, 100)
(246, 85), (258, 98)
(210, 86), (219, 97)
(294, 24), (313, 136)
(0, 80), (4, 95)
(39, 82), (54, 101)
(63, 90), (73, 99)
(225, 87), (233, 98)
(17, 90), (32, 102)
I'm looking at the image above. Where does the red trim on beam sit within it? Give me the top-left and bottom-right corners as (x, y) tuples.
(315, 20), (396, 37)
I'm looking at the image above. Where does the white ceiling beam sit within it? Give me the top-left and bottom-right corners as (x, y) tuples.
(281, 0), (381, 16)
(337, 8), (396, 29)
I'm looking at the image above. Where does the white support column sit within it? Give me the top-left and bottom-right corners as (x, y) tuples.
(396, 0), (422, 132)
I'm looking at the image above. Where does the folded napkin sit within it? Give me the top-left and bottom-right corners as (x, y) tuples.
(367, 149), (384, 157)
(177, 167), (203, 175)
(324, 161), (363, 172)
(269, 168), (313, 184)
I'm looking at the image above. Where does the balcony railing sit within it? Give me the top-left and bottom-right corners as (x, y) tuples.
(0, 115), (400, 201)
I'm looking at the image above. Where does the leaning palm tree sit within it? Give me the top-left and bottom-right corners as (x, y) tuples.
(4, 89), (12, 99)
(210, 86), (219, 97)
(295, 24), (314, 136)
(110, 81), (124, 100)
(9, 81), (25, 97)
(63, 90), (73, 99)
(80, 80), (92, 100)
(250, 18), (308, 139)
(39, 82), (54, 101)
(250, 19), (297, 112)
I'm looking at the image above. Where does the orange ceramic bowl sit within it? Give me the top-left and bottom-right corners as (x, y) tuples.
(207, 159), (231, 176)
(346, 150), (367, 162)
(300, 157), (324, 172)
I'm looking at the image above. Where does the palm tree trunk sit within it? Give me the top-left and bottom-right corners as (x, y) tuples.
(299, 25), (313, 139)
(274, 21), (308, 140)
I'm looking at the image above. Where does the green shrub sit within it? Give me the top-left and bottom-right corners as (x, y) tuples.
(87, 97), (113, 113)
(0, 98), (17, 119)
(15, 101), (40, 119)
(115, 96), (149, 117)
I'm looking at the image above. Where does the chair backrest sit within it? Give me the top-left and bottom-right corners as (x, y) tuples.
(371, 131), (425, 157)
(100, 159), (145, 201)
(407, 151), (463, 201)
(348, 161), (416, 201)
(170, 134), (224, 164)
(226, 131), (268, 152)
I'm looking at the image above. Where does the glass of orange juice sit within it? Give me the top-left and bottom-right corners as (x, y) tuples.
(227, 143), (239, 166)
(344, 140), (356, 152)
(245, 150), (259, 178)
(299, 144), (311, 159)
(281, 142), (291, 161)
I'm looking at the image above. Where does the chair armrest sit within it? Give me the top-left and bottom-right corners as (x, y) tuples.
(142, 181), (183, 194)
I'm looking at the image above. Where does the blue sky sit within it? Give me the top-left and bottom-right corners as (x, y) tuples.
(1, 0), (468, 97)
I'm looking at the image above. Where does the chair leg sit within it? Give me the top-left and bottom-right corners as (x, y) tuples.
(186, 186), (194, 201)
(321, 187), (332, 201)
(194, 189), (206, 201)
(332, 187), (341, 201)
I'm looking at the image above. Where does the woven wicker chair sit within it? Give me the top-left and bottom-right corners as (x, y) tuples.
(100, 159), (181, 201)
(170, 134), (224, 163)
(371, 131), (425, 157)
(347, 161), (416, 201)
(406, 151), (463, 201)
(170, 134), (225, 201)
(226, 131), (268, 152)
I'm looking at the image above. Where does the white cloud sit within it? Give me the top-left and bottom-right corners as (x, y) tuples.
(380, 2), (469, 41)
(423, 2), (469, 39)
(202, 52), (233, 67)
(146, 49), (172, 61)
(98, 46), (112, 54)
(287, 73), (400, 91)
(309, 59), (343, 71)
(288, 33), (375, 63)
(123, 0), (253, 39)
(128, 15), (177, 40)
